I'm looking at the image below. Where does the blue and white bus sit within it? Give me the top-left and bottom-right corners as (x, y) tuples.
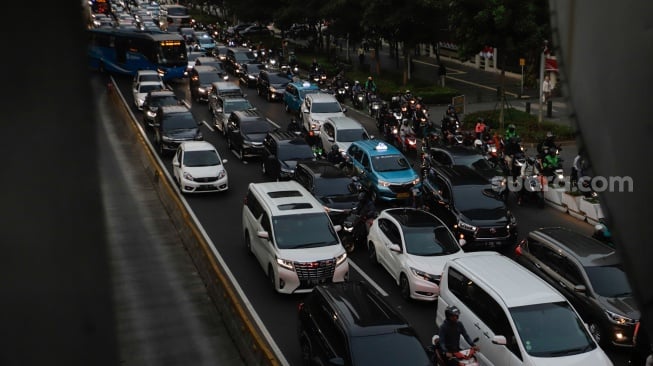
(159, 4), (192, 32)
(87, 28), (187, 80)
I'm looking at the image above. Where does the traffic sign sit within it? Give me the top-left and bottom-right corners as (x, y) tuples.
(519, 58), (525, 66)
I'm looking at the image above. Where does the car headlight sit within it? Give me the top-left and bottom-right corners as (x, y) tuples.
(335, 252), (347, 267)
(411, 177), (420, 185)
(605, 310), (636, 325)
(280, 166), (294, 174)
(137, 98), (145, 105)
(242, 140), (252, 147)
(248, 74), (256, 79)
(217, 170), (226, 179)
(377, 179), (391, 187)
(269, 86), (278, 93)
(183, 171), (194, 181)
(146, 109), (157, 117)
(276, 257), (294, 271)
(198, 87), (206, 93)
(410, 267), (440, 283)
(457, 220), (477, 232)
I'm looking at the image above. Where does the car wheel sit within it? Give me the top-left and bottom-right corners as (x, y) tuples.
(244, 232), (253, 255)
(268, 266), (276, 292)
(262, 161), (267, 176)
(239, 146), (245, 161)
(400, 273), (411, 300)
(368, 242), (378, 265)
(284, 102), (290, 113)
(300, 338), (312, 366)
(588, 322), (604, 346)
(266, 92), (272, 102)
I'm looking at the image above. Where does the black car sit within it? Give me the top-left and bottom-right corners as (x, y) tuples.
(262, 131), (316, 180)
(421, 165), (517, 252)
(224, 47), (256, 76)
(154, 105), (202, 155)
(226, 110), (276, 161)
(188, 65), (225, 102)
(239, 62), (266, 88)
(256, 70), (291, 102)
(513, 227), (640, 348)
(193, 56), (229, 80)
(298, 281), (433, 366)
(426, 144), (506, 181)
(293, 160), (359, 225)
(142, 89), (182, 127)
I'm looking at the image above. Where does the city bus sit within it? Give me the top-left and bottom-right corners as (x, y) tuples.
(87, 28), (188, 81)
(159, 4), (192, 31)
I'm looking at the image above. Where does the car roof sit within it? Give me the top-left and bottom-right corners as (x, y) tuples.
(306, 92), (339, 103)
(529, 227), (619, 266)
(383, 208), (444, 228)
(352, 140), (401, 157)
(211, 81), (240, 89)
(136, 69), (159, 76)
(248, 181), (326, 216)
(433, 165), (490, 186)
(193, 65), (219, 73)
(233, 109), (264, 120)
(180, 141), (216, 152)
(297, 160), (349, 179)
(159, 105), (191, 114)
(431, 145), (483, 157)
(449, 252), (566, 308)
(290, 81), (320, 90)
(325, 116), (364, 129)
(148, 90), (175, 97)
(316, 281), (410, 337)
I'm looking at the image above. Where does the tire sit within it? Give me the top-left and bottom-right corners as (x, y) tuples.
(262, 161), (268, 176)
(284, 102), (290, 113)
(368, 242), (378, 264)
(239, 146), (245, 161)
(400, 273), (411, 300)
(268, 266), (276, 292)
(244, 232), (253, 255)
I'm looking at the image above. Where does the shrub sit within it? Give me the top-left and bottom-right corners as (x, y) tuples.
(463, 108), (576, 142)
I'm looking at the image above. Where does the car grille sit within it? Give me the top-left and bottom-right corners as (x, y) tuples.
(194, 177), (218, 183)
(388, 182), (415, 194)
(294, 259), (336, 288)
(476, 226), (509, 239)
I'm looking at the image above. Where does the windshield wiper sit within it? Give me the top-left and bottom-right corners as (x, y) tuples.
(292, 242), (328, 249)
(547, 344), (593, 356)
(611, 292), (632, 297)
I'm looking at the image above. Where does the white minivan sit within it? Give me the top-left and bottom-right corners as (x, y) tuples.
(436, 252), (613, 366)
(242, 181), (349, 294)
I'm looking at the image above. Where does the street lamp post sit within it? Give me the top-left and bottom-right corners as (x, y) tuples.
(538, 40), (547, 125)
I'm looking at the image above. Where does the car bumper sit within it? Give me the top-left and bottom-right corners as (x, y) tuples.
(606, 322), (637, 347)
(408, 275), (440, 301)
(268, 91), (285, 101)
(179, 176), (228, 193)
(275, 261), (349, 294)
(457, 228), (517, 252)
(374, 183), (421, 202)
(241, 145), (265, 157)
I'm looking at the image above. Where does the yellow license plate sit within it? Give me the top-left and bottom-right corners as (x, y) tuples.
(396, 192), (410, 199)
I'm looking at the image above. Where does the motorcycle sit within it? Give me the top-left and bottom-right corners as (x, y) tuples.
(287, 118), (302, 136)
(519, 173), (546, 208)
(352, 91), (366, 109)
(308, 66), (322, 84)
(340, 193), (376, 253)
(593, 220), (615, 248)
(427, 335), (480, 366)
(368, 93), (383, 119)
(395, 125), (418, 155)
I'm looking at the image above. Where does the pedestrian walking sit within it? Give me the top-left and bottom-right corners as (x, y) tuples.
(542, 74), (553, 102)
(358, 47), (365, 65)
(438, 62), (447, 87)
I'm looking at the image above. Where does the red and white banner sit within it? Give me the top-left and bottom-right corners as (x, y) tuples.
(543, 44), (558, 71)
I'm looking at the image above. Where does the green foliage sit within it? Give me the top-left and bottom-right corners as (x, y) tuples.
(463, 108), (576, 142)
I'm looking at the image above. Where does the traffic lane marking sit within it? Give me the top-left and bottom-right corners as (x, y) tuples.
(349, 259), (389, 297)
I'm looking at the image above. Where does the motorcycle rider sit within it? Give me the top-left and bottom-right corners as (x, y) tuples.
(474, 117), (487, 140)
(504, 123), (517, 141)
(326, 144), (345, 165)
(518, 156), (542, 206)
(399, 118), (415, 149)
(537, 131), (558, 157)
(541, 148), (560, 179)
(413, 104), (429, 138)
(365, 76), (377, 102)
(438, 306), (479, 366)
(503, 137), (522, 178)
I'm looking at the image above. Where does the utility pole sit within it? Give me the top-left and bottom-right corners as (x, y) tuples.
(538, 40), (547, 125)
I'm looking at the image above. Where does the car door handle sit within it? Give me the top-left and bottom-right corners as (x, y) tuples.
(483, 331), (490, 339)
(534, 262), (541, 269)
(559, 281), (567, 288)
(474, 322), (481, 330)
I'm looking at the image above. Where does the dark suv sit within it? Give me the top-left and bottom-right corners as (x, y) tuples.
(513, 227), (640, 348)
(293, 160), (359, 225)
(256, 69), (291, 102)
(421, 165), (517, 252)
(189, 65), (226, 102)
(154, 105), (202, 154)
(298, 281), (432, 366)
(226, 110), (276, 161)
(262, 131), (316, 180)
(224, 47), (256, 76)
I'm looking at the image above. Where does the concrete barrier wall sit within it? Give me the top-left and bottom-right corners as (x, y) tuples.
(106, 79), (286, 366)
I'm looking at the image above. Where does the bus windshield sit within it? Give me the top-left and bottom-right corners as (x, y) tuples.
(158, 44), (187, 66)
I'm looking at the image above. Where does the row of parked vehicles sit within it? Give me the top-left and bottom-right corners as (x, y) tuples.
(124, 34), (641, 365)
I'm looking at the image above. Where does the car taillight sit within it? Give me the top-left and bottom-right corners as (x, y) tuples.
(298, 302), (304, 312)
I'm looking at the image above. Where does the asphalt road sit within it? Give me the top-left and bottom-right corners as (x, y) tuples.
(109, 71), (630, 366)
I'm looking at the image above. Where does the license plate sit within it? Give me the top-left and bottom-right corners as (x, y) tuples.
(396, 192), (410, 199)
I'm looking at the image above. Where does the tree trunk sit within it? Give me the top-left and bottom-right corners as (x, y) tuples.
(375, 39), (381, 75)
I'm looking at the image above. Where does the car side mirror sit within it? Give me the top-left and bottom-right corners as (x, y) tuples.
(222, 159), (228, 164)
(491, 335), (506, 345)
(333, 224), (342, 232)
(342, 107), (348, 113)
(389, 243), (401, 253)
(256, 231), (269, 239)
(216, 108), (223, 113)
(172, 160), (180, 167)
(574, 285), (586, 293)
(327, 137), (335, 142)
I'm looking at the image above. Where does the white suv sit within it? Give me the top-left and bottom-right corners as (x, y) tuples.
(242, 181), (349, 294)
(318, 115), (370, 155)
(436, 252), (613, 366)
(300, 93), (346, 136)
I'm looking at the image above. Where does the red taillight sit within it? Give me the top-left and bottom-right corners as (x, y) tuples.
(633, 321), (641, 345)
(514, 245), (522, 256)
(298, 302), (304, 312)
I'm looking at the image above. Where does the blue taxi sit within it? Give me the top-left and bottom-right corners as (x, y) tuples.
(345, 140), (421, 202)
(283, 81), (320, 116)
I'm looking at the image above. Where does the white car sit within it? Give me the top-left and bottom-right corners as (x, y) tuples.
(318, 116), (370, 155)
(172, 141), (229, 194)
(367, 208), (466, 301)
(301, 93), (346, 136)
(133, 80), (165, 110)
(132, 69), (163, 91)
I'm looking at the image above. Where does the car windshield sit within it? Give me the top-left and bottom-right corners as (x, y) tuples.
(278, 143), (315, 161)
(241, 120), (274, 134)
(350, 328), (431, 366)
(456, 156), (503, 176)
(311, 102), (342, 113)
(337, 128), (368, 142)
(150, 95), (178, 107)
(235, 52), (256, 62)
(139, 74), (161, 83)
(313, 177), (355, 197)
(371, 155), (411, 172)
(224, 100), (253, 113)
(268, 73), (290, 84)
(198, 71), (223, 84)
(403, 225), (460, 256)
(183, 150), (221, 167)
(584, 264), (633, 297)
(163, 113), (196, 130)
(510, 302), (596, 357)
(272, 213), (339, 249)
(298, 89), (319, 99)
(452, 186), (504, 211)
(139, 84), (162, 93)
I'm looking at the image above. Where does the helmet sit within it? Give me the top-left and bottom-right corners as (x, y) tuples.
(445, 306), (460, 319)
(527, 156), (536, 165)
(354, 80), (360, 85)
(358, 192), (367, 201)
(416, 104), (421, 109)
(368, 76), (373, 80)
(508, 124), (516, 130)
(405, 89), (411, 94)
(331, 144), (339, 152)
